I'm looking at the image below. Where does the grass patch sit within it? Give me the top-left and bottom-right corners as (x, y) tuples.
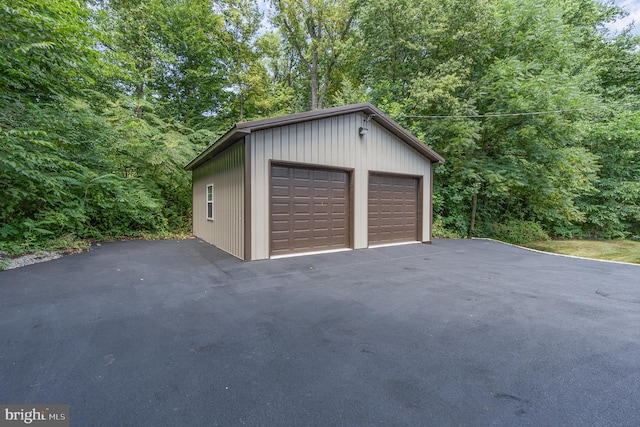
(522, 240), (640, 264)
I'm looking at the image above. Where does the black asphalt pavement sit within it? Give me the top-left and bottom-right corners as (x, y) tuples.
(1, 239), (639, 426)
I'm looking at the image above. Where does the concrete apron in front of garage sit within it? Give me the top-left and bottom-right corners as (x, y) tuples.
(0, 238), (639, 426)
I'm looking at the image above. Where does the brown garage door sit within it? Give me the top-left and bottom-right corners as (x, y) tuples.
(271, 164), (350, 256)
(368, 174), (419, 246)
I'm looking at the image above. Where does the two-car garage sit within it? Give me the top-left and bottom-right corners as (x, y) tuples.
(269, 164), (420, 257)
(186, 102), (444, 261)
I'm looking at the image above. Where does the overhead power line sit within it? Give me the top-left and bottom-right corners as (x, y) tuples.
(400, 101), (640, 119)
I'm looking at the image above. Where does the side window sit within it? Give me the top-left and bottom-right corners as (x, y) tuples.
(206, 184), (214, 220)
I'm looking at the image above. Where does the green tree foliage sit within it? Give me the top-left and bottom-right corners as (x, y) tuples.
(252, 32), (297, 116)
(97, 0), (229, 127)
(0, 0), (116, 243)
(219, 0), (264, 121)
(150, 0), (230, 129)
(357, 0), (631, 239)
(0, 0), (201, 250)
(580, 110), (640, 239)
(577, 31), (640, 239)
(271, 0), (359, 110)
(217, 0), (296, 122)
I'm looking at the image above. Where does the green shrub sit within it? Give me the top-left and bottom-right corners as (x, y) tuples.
(551, 223), (587, 240)
(0, 234), (90, 256)
(432, 216), (463, 238)
(483, 219), (550, 244)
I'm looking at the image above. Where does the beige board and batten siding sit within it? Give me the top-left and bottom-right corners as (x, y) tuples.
(192, 143), (245, 259)
(249, 112), (432, 260)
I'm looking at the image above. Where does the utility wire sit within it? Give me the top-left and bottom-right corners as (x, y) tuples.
(399, 101), (640, 119)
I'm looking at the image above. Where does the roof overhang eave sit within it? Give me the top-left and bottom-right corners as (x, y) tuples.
(366, 108), (445, 164)
(184, 127), (250, 171)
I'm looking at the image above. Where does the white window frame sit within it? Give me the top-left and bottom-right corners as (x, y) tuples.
(206, 183), (214, 221)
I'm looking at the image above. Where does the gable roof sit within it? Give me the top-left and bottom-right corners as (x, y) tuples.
(184, 102), (445, 170)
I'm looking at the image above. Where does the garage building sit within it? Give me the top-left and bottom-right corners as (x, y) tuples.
(184, 103), (444, 260)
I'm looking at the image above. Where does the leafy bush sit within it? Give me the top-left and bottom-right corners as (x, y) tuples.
(0, 234), (90, 256)
(432, 216), (463, 238)
(551, 222), (587, 240)
(482, 219), (550, 244)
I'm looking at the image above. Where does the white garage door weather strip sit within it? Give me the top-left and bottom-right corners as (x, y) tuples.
(270, 248), (353, 259)
(270, 241), (421, 259)
(368, 241), (420, 249)
(473, 237), (640, 267)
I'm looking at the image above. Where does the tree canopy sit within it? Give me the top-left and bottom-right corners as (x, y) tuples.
(1, 0), (639, 252)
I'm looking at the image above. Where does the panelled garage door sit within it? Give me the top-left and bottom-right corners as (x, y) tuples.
(368, 174), (419, 246)
(271, 164), (350, 256)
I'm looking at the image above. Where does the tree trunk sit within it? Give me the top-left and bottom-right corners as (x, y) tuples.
(135, 82), (144, 118)
(310, 48), (318, 110)
(467, 193), (478, 239)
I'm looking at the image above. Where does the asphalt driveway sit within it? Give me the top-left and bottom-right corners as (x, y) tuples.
(1, 239), (639, 426)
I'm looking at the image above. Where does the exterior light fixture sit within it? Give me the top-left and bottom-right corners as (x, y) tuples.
(359, 113), (375, 137)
